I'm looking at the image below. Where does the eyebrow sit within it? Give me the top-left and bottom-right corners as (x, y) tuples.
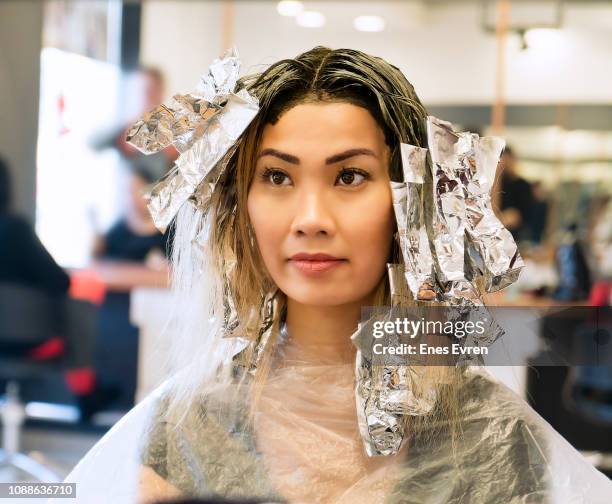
(256, 148), (378, 165)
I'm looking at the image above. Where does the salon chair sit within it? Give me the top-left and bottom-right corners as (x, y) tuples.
(0, 283), (83, 482)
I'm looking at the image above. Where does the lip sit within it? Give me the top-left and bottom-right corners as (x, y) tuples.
(290, 252), (342, 261)
(288, 252), (346, 276)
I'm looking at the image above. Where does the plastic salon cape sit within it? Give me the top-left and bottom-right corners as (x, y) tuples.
(50, 361), (612, 504)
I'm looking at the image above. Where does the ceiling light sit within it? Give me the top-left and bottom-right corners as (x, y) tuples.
(296, 11), (326, 28)
(277, 1), (304, 17)
(353, 15), (385, 33)
(523, 28), (562, 50)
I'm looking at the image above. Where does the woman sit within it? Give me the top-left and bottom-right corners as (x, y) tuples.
(58, 47), (612, 504)
(0, 155), (70, 296)
(84, 165), (172, 414)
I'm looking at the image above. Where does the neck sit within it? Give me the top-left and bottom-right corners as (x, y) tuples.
(281, 292), (375, 365)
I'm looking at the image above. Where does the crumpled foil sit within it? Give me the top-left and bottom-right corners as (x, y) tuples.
(426, 115), (524, 297)
(462, 136), (525, 291)
(426, 116), (481, 305)
(353, 321), (438, 456)
(391, 144), (437, 301)
(354, 347), (412, 457)
(425, 116), (506, 356)
(353, 116), (524, 456)
(353, 269), (439, 457)
(231, 289), (284, 377)
(126, 47), (259, 233)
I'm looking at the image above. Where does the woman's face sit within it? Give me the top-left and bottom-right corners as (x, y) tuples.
(247, 102), (394, 306)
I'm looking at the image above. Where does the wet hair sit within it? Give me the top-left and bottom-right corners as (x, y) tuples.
(235, 46), (428, 183)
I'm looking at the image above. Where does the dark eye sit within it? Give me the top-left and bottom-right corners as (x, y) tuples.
(336, 168), (369, 187)
(261, 168), (291, 186)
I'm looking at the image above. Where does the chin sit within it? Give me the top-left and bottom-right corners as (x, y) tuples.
(283, 284), (367, 307)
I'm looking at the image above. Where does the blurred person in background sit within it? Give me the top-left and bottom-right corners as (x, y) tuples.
(88, 165), (172, 413)
(0, 155), (108, 419)
(0, 156), (70, 297)
(528, 181), (549, 244)
(498, 145), (536, 242)
(92, 165), (172, 266)
(552, 222), (592, 301)
(92, 66), (177, 182)
(0, 154), (71, 361)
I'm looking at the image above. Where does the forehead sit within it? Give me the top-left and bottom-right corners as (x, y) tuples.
(259, 102), (387, 156)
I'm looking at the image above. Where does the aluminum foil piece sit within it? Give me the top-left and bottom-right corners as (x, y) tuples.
(363, 389), (409, 456)
(352, 322), (409, 457)
(353, 116), (525, 456)
(126, 97), (222, 155)
(191, 141), (241, 246)
(390, 144), (436, 301)
(352, 329), (438, 456)
(126, 48), (242, 155)
(127, 48), (259, 233)
(230, 289), (282, 377)
(442, 279), (482, 305)
(386, 263), (446, 409)
(425, 115), (524, 296)
(245, 290), (280, 376)
(426, 116), (468, 285)
(462, 136), (525, 292)
(378, 366), (438, 416)
(425, 115), (524, 306)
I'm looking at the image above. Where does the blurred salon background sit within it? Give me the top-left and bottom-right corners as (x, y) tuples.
(0, 0), (611, 486)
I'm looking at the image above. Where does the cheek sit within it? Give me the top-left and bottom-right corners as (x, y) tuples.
(347, 191), (394, 270)
(247, 192), (284, 271)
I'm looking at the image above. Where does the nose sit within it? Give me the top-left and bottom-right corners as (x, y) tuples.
(290, 189), (336, 238)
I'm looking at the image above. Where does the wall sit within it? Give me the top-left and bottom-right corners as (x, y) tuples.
(0, 0), (43, 221)
(139, 1), (224, 99)
(139, 0), (612, 105)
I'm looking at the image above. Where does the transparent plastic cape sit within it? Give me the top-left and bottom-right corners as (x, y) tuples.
(51, 360), (612, 504)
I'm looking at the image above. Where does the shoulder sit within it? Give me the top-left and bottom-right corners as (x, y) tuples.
(458, 368), (547, 441)
(137, 373), (283, 499)
(104, 219), (129, 238)
(143, 376), (247, 430)
(138, 382), (211, 496)
(138, 378), (254, 494)
(397, 369), (551, 501)
(459, 369), (550, 496)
